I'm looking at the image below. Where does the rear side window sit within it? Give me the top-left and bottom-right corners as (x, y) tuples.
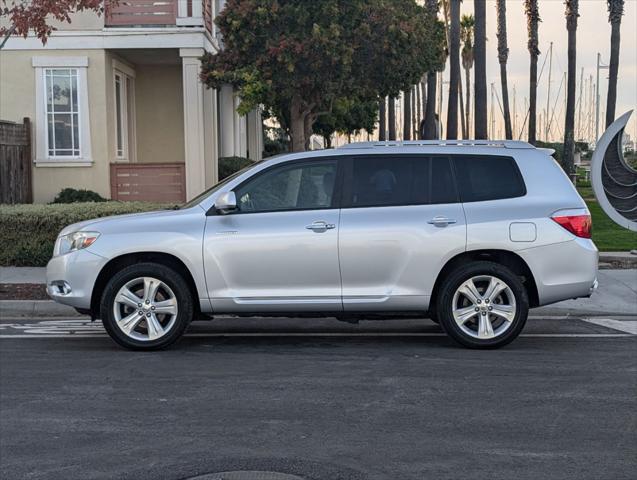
(453, 155), (526, 202)
(343, 155), (458, 208)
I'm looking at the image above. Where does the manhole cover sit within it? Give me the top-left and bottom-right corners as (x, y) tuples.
(189, 472), (305, 480)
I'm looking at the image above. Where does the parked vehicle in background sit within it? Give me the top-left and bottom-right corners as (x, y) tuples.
(46, 140), (598, 350)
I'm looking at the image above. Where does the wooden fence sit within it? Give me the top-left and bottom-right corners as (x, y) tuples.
(110, 162), (186, 203)
(0, 118), (32, 204)
(105, 0), (178, 26)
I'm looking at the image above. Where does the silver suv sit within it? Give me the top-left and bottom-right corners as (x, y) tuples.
(47, 140), (598, 350)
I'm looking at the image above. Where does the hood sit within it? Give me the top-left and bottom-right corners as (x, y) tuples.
(57, 208), (188, 237)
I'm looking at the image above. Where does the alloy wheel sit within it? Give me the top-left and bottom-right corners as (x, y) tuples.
(113, 276), (179, 342)
(451, 275), (517, 339)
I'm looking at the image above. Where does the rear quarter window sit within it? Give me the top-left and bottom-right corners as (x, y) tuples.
(453, 155), (526, 202)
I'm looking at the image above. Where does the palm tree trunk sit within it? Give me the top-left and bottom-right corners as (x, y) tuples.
(379, 96), (387, 141)
(563, 0), (579, 175)
(388, 97), (397, 141)
(464, 65), (471, 138)
(525, 0), (540, 145)
(423, 73), (438, 139)
(446, 0), (460, 140)
(496, 0), (513, 139)
(403, 88), (412, 140)
(605, 0), (624, 127)
(473, 0), (488, 139)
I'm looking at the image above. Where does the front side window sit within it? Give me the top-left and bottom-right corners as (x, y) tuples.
(45, 68), (80, 157)
(453, 155), (526, 202)
(235, 160), (338, 213)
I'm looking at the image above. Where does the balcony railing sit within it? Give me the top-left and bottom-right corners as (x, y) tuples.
(105, 0), (212, 29)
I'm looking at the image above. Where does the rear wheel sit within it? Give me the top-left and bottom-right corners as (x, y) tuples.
(100, 263), (194, 350)
(436, 261), (528, 349)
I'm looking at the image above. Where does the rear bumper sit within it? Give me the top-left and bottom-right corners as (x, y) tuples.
(518, 238), (599, 307)
(46, 249), (108, 309)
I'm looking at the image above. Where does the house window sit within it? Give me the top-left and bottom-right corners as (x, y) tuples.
(33, 56), (92, 166)
(113, 60), (136, 162)
(45, 68), (81, 157)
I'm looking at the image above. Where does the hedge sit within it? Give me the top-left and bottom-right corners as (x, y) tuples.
(219, 156), (255, 180)
(0, 202), (172, 267)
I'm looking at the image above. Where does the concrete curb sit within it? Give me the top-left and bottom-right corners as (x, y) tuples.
(0, 300), (83, 318)
(599, 253), (637, 269)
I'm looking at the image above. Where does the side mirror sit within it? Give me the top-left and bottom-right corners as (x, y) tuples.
(215, 191), (237, 214)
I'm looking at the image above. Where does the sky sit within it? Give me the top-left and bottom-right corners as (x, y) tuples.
(456, 0), (637, 144)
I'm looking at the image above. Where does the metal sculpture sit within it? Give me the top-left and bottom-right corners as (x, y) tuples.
(590, 110), (637, 232)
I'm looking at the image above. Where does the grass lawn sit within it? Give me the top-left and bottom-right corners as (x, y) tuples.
(585, 200), (637, 252)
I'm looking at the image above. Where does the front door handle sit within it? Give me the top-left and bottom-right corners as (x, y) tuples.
(428, 216), (457, 227)
(306, 221), (335, 231)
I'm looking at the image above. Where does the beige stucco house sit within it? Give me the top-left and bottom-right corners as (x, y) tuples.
(0, 0), (262, 203)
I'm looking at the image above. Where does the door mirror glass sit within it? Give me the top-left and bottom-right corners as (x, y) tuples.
(215, 191), (237, 214)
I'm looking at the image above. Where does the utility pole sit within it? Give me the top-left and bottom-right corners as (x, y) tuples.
(595, 52), (609, 143)
(545, 42), (553, 142)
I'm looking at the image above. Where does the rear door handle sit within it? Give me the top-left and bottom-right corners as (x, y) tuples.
(428, 216), (457, 227)
(306, 221), (335, 231)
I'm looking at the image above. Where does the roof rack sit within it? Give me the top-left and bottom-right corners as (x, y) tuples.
(338, 140), (535, 150)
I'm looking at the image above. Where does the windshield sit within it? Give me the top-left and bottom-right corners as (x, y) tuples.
(179, 163), (261, 209)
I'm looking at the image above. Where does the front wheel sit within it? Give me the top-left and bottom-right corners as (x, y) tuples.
(100, 263), (194, 350)
(436, 261), (529, 349)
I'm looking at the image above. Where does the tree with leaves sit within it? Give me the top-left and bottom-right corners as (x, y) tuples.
(562, 0), (579, 175)
(461, 14), (474, 138)
(0, 0), (104, 49)
(473, 0), (487, 139)
(314, 96), (378, 148)
(422, 0), (446, 140)
(605, 0), (624, 127)
(201, 0), (444, 152)
(496, 0), (512, 139)
(524, 0), (541, 145)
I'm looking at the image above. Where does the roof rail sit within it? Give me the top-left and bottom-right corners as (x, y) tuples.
(339, 140), (535, 150)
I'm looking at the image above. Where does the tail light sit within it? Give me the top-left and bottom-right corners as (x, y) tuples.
(551, 214), (592, 238)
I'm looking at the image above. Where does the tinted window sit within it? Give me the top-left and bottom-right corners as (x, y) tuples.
(344, 156), (458, 208)
(453, 155), (526, 202)
(235, 160), (337, 213)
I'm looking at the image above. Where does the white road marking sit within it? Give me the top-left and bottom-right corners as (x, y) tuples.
(0, 332), (633, 339)
(579, 318), (637, 335)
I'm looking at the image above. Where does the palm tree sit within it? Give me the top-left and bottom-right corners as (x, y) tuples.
(496, 0), (512, 139)
(379, 96), (386, 141)
(474, 0), (487, 139)
(446, 0), (461, 139)
(461, 14), (474, 139)
(423, 0), (441, 139)
(388, 96), (397, 140)
(524, 0), (541, 144)
(563, 0), (579, 176)
(404, 88), (412, 140)
(605, 0), (624, 127)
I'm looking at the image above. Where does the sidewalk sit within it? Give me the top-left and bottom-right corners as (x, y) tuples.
(1, 262), (635, 318)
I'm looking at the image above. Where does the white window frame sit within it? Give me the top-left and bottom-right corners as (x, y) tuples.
(112, 59), (136, 162)
(33, 56), (92, 166)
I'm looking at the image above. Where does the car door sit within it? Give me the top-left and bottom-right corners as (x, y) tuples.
(203, 158), (343, 313)
(338, 154), (467, 312)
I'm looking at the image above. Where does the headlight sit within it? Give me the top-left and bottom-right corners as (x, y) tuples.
(54, 231), (100, 257)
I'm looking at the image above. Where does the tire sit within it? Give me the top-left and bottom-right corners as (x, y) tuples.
(436, 261), (529, 349)
(100, 262), (194, 350)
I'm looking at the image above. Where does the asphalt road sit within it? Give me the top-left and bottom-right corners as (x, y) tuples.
(1, 316), (636, 480)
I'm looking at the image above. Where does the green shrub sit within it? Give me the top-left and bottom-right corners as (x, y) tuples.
(219, 156), (254, 180)
(0, 202), (171, 267)
(52, 188), (106, 204)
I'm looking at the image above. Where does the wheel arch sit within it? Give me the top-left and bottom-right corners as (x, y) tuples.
(90, 252), (201, 319)
(430, 249), (540, 310)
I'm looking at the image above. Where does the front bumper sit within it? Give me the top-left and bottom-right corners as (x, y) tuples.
(46, 249), (108, 309)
